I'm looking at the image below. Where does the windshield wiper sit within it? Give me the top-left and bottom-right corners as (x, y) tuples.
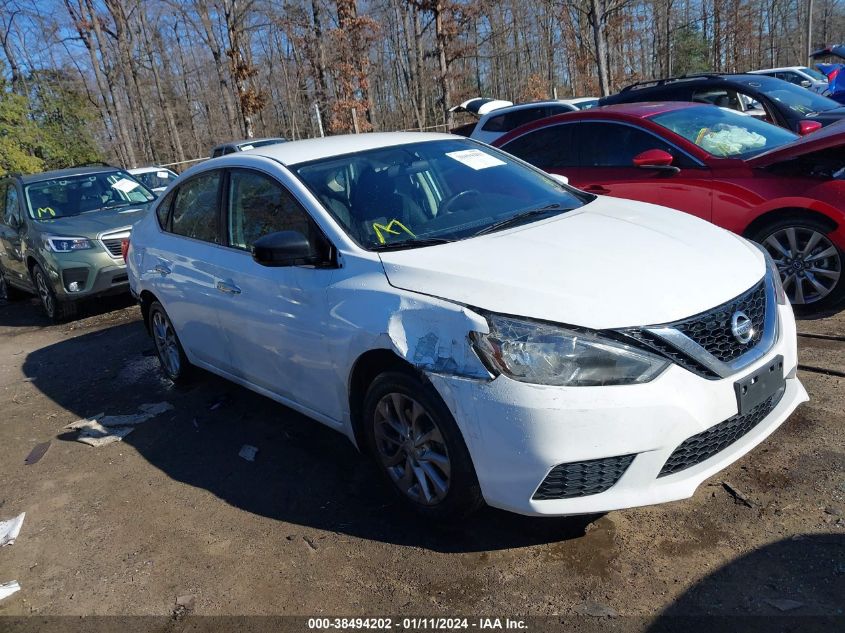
(471, 204), (563, 237)
(373, 237), (453, 251)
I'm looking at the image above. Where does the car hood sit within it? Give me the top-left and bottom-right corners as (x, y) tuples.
(32, 205), (149, 237)
(378, 197), (765, 330)
(747, 119), (845, 167)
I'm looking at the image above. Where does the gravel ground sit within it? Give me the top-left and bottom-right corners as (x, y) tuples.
(0, 295), (842, 628)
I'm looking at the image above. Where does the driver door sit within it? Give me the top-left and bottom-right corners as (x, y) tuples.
(568, 122), (714, 221)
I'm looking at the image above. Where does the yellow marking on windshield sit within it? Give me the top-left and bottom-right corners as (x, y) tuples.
(36, 207), (56, 218)
(373, 219), (415, 244)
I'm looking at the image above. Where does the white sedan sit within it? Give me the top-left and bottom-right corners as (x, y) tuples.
(126, 133), (807, 520)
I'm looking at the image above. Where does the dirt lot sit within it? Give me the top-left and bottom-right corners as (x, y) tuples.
(0, 295), (843, 627)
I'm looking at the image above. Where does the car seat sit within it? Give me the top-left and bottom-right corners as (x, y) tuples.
(351, 168), (426, 242)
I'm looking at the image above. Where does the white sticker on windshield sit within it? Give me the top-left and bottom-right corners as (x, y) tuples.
(240, 144), (254, 151)
(446, 149), (506, 170)
(157, 171), (170, 179)
(112, 178), (140, 193)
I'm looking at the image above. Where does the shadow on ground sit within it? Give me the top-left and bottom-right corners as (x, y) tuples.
(0, 293), (136, 328)
(21, 313), (598, 552)
(647, 534), (845, 631)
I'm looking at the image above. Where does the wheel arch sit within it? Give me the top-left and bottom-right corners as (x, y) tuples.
(138, 289), (160, 333)
(346, 348), (422, 451)
(742, 207), (839, 240)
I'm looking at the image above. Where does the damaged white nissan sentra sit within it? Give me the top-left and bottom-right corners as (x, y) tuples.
(127, 132), (808, 520)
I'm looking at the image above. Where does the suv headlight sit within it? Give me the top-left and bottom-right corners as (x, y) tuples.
(470, 312), (669, 386)
(45, 236), (94, 253)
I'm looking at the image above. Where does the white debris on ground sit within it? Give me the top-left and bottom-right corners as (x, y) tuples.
(0, 581), (20, 601)
(65, 402), (174, 447)
(238, 444), (258, 462)
(0, 513), (25, 547)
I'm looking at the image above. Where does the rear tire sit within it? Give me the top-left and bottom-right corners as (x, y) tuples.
(31, 263), (76, 322)
(148, 300), (192, 384)
(362, 370), (483, 522)
(752, 216), (844, 314)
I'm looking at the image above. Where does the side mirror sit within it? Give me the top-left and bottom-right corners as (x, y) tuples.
(252, 230), (317, 267)
(798, 120), (822, 135)
(800, 79), (812, 88)
(548, 173), (569, 186)
(632, 149), (680, 173)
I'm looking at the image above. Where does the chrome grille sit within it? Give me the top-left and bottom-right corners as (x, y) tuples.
(673, 281), (766, 363)
(99, 229), (130, 259)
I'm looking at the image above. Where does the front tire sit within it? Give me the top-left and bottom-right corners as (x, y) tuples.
(148, 301), (192, 384)
(752, 217), (844, 314)
(362, 370), (483, 521)
(31, 263), (76, 322)
(0, 266), (25, 302)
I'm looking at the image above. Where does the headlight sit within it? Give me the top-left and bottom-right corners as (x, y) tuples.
(45, 236), (94, 253)
(751, 241), (787, 305)
(470, 312), (669, 386)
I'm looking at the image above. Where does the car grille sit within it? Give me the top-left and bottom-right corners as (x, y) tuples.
(533, 454), (635, 500)
(658, 388), (784, 477)
(99, 229), (131, 259)
(102, 238), (124, 258)
(623, 329), (720, 379)
(674, 280), (767, 363)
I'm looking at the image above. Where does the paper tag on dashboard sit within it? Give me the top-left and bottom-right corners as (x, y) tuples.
(157, 171), (169, 179)
(446, 149), (506, 170)
(112, 178), (140, 193)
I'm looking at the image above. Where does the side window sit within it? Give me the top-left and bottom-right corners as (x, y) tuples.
(171, 171), (221, 243)
(1, 184), (20, 226)
(692, 88), (741, 110)
(227, 169), (315, 251)
(576, 123), (696, 168)
(481, 114), (507, 132)
(501, 125), (577, 169)
(155, 189), (176, 230)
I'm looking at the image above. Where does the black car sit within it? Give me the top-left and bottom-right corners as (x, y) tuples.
(600, 73), (845, 134)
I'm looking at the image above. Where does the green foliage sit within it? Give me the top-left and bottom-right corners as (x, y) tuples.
(0, 69), (102, 177)
(672, 25), (710, 77)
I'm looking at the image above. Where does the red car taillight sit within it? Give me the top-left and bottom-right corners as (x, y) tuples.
(121, 238), (130, 262)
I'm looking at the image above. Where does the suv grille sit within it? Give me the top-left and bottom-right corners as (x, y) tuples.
(674, 281), (766, 363)
(658, 388), (784, 477)
(102, 238), (124, 258)
(533, 454), (635, 500)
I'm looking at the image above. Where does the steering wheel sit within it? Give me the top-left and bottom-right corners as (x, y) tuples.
(439, 189), (481, 214)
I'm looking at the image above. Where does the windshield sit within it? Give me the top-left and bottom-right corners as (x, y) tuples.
(25, 171), (155, 219)
(650, 106), (798, 158)
(754, 80), (840, 115)
(800, 67), (828, 82)
(133, 169), (176, 190)
(293, 139), (587, 250)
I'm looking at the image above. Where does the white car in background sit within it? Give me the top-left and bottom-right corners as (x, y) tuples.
(127, 132), (807, 520)
(449, 98), (581, 144)
(749, 67), (830, 94)
(128, 166), (178, 194)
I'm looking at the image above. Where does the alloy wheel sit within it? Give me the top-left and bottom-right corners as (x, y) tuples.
(151, 310), (181, 377)
(373, 392), (451, 506)
(762, 227), (841, 305)
(34, 269), (55, 317)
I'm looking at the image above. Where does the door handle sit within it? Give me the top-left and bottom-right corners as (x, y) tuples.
(584, 185), (611, 194)
(153, 263), (171, 276)
(216, 281), (241, 295)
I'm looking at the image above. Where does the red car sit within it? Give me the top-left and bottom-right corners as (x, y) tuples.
(493, 102), (845, 312)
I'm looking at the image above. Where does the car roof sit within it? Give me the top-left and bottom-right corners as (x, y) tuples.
(616, 73), (784, 94)
(17, 165), (121, 185)
(591, 102), (700, 117)
(219, 132), (455, 166)
(128, 166), (174, 174)
(213, 137), (285, 150)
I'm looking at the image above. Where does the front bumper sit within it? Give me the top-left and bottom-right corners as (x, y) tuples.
(428, 303), (807, 516)
(42, 251), (129, 300)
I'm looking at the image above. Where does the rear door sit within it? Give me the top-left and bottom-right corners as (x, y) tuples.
(569, 121), (714, 221)
(212, 167), (337, 416)
(144, 169), (234, 371)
